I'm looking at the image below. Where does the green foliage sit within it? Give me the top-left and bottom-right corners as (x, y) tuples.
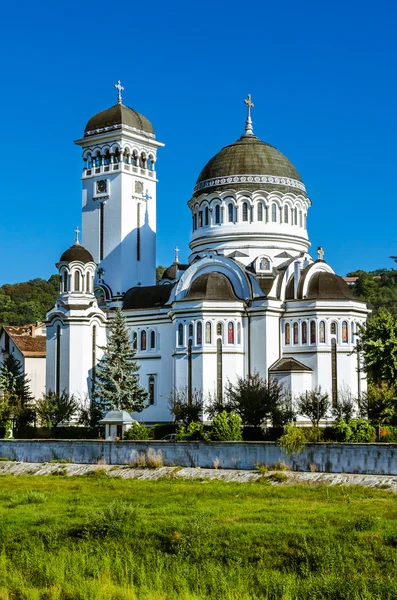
(296, 387), (330, 427)
(123, 422), (151, 440)
(35, 390), (79, 429)
(332, 386), (357, 422)
(7, 491), (47, 508)
(168, 387), (203, 425)
(175, 421), (208, 441)
(333, 418), (376, 443)
(359, 381), (397, 425)
(94, 307), (148, 413)
(79, 500), (139, 539)
(0, 353), (34, 426)
(356, 309), (397, 386)
(4, 420), (12, 439)
(156, 265), (166, 282)
(279, 425), (307, 454)
(349, 268), (397, 316)
(219, 373), (289, 427)
(0, 275), (59, 326)
(210, 411), (243, 441)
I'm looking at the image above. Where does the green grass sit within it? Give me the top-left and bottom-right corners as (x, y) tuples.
(0, 476), (397, 599)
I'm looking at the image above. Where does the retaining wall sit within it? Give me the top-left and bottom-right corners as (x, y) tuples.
(0, 440), (397, 474)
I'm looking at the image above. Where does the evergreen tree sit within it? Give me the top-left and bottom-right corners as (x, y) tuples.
(93, 307), (148, 413)
(0, 354), (34, 425)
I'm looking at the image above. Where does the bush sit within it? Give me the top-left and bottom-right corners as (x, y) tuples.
(378, 425), (397, 442)
(278, 425), (307, 454)
(296, 387), (330, 427)
(152, 423), (176, 440)
(175, 421), (208, 441)
(210, 411), (243, 441)
(123, 422), (151, 440)
(333, 418), (376, 443)
(80, 501), (139, 539)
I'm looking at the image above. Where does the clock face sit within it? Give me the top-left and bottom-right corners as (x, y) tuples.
(97, 180), (107, 194)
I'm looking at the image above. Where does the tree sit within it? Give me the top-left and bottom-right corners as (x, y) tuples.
(0, 354), (34, 426)
(296, 387), (330, 427)
(35, 390), (79, 429)
(332, 386), (357, 422)
(358, 382), (397, 426)
(210, 411), (243, 441)
(93, 307), (148, 413)
(223, 373), (287, 428)
(356, 309), (397, 386)
(156, 266), (166, 283)
(168, 387), (203, 425)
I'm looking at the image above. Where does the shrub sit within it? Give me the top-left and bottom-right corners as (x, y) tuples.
(333, 418), (376, 442)
(210, 411), (243, 441)
(296, 387), (330, 427)
(80, 500), (139, 539)
(175, 421), (208, 441)
(128, 449), (163, 468)
(278, 425), (307, 454)
(7, 491), (47, 508)
(168, 387), (203, 425)
(123, 422), (151, 440)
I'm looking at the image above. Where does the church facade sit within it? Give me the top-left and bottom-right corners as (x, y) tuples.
(46, 85), (368, 422)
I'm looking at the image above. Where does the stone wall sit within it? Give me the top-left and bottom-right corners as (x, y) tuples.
(0, 440), (397, 474)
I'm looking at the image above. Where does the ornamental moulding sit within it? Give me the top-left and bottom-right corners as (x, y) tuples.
(194, 174), (306, 193)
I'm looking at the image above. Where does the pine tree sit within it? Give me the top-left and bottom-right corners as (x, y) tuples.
(93, 307), (148, 413)
(0, 354), (34, 425)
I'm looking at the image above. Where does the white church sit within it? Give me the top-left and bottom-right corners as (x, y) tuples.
(46, 83), (368, 422)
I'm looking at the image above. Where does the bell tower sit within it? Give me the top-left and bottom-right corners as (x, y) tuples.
(74, 81), (164, 297)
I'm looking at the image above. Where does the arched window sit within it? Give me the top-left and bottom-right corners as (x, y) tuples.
(217, 322), (223, 340)
(294, 208), (298, 225)
(205, 207), (209, 226)
(228, 203), (234, 222)
(103, 150), (111, 166)
(293, 322), (298, 344)
(215, 205), (221, 224)
(284, 205), (289, 223)
(131, 151), (138, 166)
(178, 323), (183, 346)
(259, 258), (270, 271)
(86, 274), (91, 293)
(63, 271), (68, 293)
(319, 321), (325, 343)
(141, 330), (147, 350)
(132, 331), (137, 350)
(285, 323), (290, 345)
(299, 211), (303, 227)
(123, 150), (129, 164)
(242, 202), (248, 221)
(237, 322), (241, 345)
(188, 323), (193, 339)
(257, 203), (263, 221)
(150, 330), (156, 349)
(197, 322), (202, 345)
(139, 152), (146, 168)
(198, 211), (203, 227)
(147, 155), (154, 170)
(114, 148), (120, 164)
(74, 271), (80, 292)
(342, 321), (348, 343)
(310, 321), (316, 344)
(272, 203), (277, 222)
(351, 322), (355, 345)
(193, 214), (197, 231)
(87, 155), (93, 169)
(95, 154), (101, 167)
(302, 321), (307, 344)
(228, 322), (234, 344)
(205, 322), (211, 344)
(148, 375), (155, 405)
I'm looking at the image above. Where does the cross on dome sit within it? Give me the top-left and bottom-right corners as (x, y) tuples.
(244, 94), (254, 136)
(74, 226), (81, 245)
(174, 246), (180, 264)
(114, 80), (124, 104)
(317, 246), (324, 260)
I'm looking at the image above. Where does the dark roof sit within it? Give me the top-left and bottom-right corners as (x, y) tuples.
(84, 104), (154, 137)
(306, 272), (356, 301)
(185, 272), (239, 301)
(4, 327), (46, 357)
(269, 358), (312, 372)
(193, 134), (304, 197)
(162, 263), (189, 281)
(59, 244), (95, 264)
(123, 284), (174, 310)
(255, 275), (275, 296)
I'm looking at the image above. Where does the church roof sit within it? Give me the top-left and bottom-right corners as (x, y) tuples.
(306, 272), (356, 301)
(161, 263), (189, 281)
(123, 284), (174, 310)
(193, 134), (305, 197)
(184, 272), (239, 301)
(59, 244), (95, 264)
(84, 104), (154, 137)
(269, 358), (312, 372)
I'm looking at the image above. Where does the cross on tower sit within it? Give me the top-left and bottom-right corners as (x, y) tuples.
(114, 80), (124, 104)
(174, 246), (180, 264)
(244, 94), (254, 135)
(142, 189), (152, 201)
(317, 246), (324, 260)
(74, 226), (80, 245)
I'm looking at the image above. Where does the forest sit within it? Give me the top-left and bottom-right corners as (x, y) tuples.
(1, 268), (397, 327)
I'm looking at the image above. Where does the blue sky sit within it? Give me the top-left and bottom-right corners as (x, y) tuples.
(0, 0), (396, 285)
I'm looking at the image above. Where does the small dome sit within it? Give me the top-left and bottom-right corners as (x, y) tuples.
(84, 104), (154, 137)
(193, 134), (304, 197)
(306, 272), (356, 300)
(59, 244), (94, 264)
(161, 263), (189, 281)
(185, 272), (239, 301)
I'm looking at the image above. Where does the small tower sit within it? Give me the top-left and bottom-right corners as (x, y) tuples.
(46, 229), (107, 400)
(74, 81), (164, 298)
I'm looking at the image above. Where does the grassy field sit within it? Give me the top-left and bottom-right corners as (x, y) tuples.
(0, 473), (397, 599)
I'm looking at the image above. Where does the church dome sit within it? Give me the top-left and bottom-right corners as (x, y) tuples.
(84, 104), (154, 137)
(193, 134), (305, 198)
(305, 272), (356, 301)
(185, 272), (239, 301)
(59, 244), (94, 264)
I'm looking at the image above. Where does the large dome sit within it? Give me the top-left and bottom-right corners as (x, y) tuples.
(84, 104), (154, 137)
(193, 134), (305, 197)
(59, 244), (94, 264)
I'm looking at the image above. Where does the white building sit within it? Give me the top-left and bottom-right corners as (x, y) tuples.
(46, 85), (368, 422)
